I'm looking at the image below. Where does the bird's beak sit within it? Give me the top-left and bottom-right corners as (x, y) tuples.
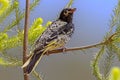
(70, 8), (76, 13)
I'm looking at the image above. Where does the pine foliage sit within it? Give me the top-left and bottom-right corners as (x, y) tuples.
(91, 0), (120, 80)
(0, 0), (50, 66)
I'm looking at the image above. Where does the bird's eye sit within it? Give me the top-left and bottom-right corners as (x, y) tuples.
(64, 10), (71, 16)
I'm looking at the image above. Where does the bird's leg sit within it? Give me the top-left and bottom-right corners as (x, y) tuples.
(45, 51), (50, 56)
(61, 46), (67, 54)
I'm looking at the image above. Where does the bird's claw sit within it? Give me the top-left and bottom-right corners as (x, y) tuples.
(62, 47), (67, 54)
(46, 51), (50, 56)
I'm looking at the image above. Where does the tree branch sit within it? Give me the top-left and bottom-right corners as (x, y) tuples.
(45, 31), (117, 55)
(46, 42), (103, 55)
(23, 0), (30, 80)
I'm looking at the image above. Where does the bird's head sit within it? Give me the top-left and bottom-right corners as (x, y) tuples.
(59, 8), (76, 23)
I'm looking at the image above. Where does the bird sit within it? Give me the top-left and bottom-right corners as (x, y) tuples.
(22, 8), (76, 74)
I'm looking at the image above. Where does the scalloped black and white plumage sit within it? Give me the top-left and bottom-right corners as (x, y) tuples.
(22, 8), (76, 74)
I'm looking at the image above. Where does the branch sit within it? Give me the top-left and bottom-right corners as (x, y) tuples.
(92, 46), (105, 80)
(46, 42), (103, 55)
(66, 0), (74, 8)
(23, 0), (30, 80)
(45, 31), (118, 55)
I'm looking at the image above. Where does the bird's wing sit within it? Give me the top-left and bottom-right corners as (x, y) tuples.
(22, 20), (67, 68)
(33, 20), (68, 51)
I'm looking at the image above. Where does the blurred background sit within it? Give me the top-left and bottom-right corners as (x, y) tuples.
(0, 0), (118, 80)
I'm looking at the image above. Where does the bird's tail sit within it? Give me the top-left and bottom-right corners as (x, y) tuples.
(21, 51), (45, 74)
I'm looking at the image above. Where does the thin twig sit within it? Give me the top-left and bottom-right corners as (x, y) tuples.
(66, 0), (74, 8)
(15, 5), (21, 32)
(46, 42), (103, 55)
(92, 46), (105, 80)
(23, 0), (30, 80)
(44, 31), (118, 55)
